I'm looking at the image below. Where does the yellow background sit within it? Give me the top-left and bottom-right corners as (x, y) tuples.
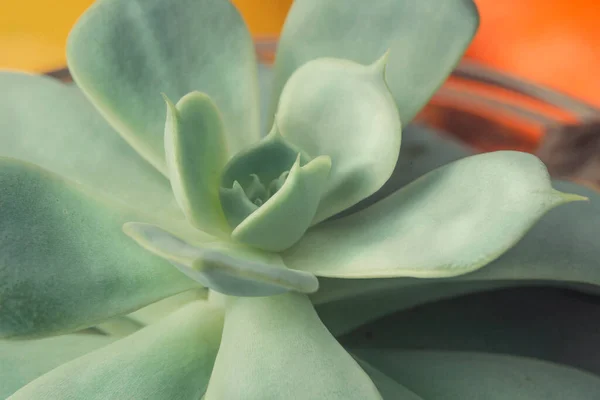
(0, 0), (291, 72)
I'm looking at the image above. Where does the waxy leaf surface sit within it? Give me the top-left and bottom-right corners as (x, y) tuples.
(68, 0), (260, 172)
(0, 159), (197, 338)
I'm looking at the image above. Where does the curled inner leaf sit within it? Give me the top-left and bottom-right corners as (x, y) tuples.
(123, 222), (319, 296)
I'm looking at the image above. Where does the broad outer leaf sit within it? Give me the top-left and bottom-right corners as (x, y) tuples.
(285, 151), (584, 278)
(272, 0), (479, 125)
(342, 287), (600, 376)
(313, 181), (600, 328)
(0, 335), (114, 398)
(0, 159), (198, 338)
(164, 92), (229, 236)
(9, 301), (224, 400)
(277, 56), (401, 222)
(0, 72), (178, 218)
(204, 293), (382, 400)
(67, 0), (260, 173)
(353, 349), (600, 400)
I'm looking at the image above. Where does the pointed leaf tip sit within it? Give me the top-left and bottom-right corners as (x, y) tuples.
(276, 57), (401, 222)
(369, 50), (391, 79)
(285, 151), (582, 279)
(554, 189), (589, 204)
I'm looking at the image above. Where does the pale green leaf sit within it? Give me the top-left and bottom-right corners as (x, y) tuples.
(9, 301), (223, 400)
(272, 0), (479, 124)
(164, 92), (229, 236)
(123, 222), (319, 296)
(0, 72), (179, 218)
(276, 56), (401, 222)
(314, 181), (600, 326)
(0, 335), (114, 399)
(0, 159), (198, 338)
(353, 350), (600, 400)
(342, 287), (600, 375)
(204, 293), (382, 400)
(67, 0), (260, 173)
(286, 151), (584, 278)
(232, 155), (331, 251)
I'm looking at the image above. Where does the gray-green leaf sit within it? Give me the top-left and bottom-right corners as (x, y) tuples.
(342, 287), (600, 375)
(1, 335), (114, 398)
(0, 159), (198, 338)
(204, 293), (382, 399)
(0, 72), (178, 218)
(9, 301), (224, 400)
(353, 349), (600, 400)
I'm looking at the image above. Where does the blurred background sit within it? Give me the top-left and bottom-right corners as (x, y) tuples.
(2, 0), (599, 185)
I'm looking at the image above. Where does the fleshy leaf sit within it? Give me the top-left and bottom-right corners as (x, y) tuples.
(353, 350), (600, 400)
(0, 159), (198, 338)
(285, 151), (585, 278)
(164, 92), (229, 235)
(204, 293), (382, 400)
(67, 0), (260, 173)
(342, 287), (600, 375)
(1, 335), (115, 399)
(314, 181), (600, 326)
(0, 72), (179, 218)
(123, 222), (319, 296)
(232, 155), (331, 251)
(272, 0), (479, 125)
(9, 301), (223, 400)
(276, 56), (401, 222)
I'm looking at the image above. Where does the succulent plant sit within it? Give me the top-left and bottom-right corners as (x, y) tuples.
(2, 0), (600, 399)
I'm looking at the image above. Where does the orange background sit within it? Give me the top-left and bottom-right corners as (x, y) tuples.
(1, 0), (599, 107)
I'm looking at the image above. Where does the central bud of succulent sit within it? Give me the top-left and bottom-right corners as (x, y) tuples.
(237, 170), (290, 209)
(218, 126), (332, 252)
